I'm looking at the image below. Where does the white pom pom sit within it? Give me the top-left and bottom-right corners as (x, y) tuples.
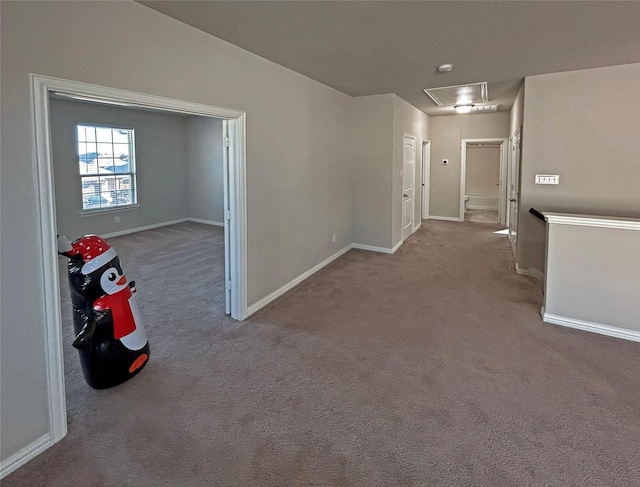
(57, 235), (73, 254)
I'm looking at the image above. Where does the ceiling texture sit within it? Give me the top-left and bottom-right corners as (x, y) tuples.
(138, 1), (640, 116)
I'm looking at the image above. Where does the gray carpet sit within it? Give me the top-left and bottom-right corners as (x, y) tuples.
(4, 221), (639, 486)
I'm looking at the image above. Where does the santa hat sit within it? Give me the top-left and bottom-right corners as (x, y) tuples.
(58, 234), (118, 275)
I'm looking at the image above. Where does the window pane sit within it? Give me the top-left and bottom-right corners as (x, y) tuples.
(112, 129), (129, 144)
(95, 127), (113, 142)
(78, 125), (135, 210)
(81, 177), (100, 196)
(96, 142), (113, 155)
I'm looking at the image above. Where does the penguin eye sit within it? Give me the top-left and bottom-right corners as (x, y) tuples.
(108, 272), (117, 281)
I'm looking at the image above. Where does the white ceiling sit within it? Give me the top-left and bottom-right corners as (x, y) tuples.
(138, 1), (640, 116)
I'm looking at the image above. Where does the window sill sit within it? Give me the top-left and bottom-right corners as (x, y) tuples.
(80, 205), (139, 217)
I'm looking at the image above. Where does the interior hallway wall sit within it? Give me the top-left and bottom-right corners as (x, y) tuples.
(518, 63), (640, 273)
(1, 0), (353, 463)
(50, 99), (189, 239)
(429, 113), (510, 219)
(186, 117), (224, 223)
(350, 94), (429, 249)
(351, 94), (394, 248)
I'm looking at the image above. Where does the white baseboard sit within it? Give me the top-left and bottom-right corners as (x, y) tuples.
(186, 217), (224, 227)
(246, 244), (353, 316)
(427, 215), (463, 222)
(516, 266), (545, 282)
(102, 218), (188, 238)
(352, 243), (396, 254)
(0, 434), (52, 479)
(391, 240), (403, 253)
(412, 222), (422, 233)
(542, 310), (640, 343)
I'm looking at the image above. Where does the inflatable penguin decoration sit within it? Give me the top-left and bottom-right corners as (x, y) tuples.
(58, 234), (150, 389)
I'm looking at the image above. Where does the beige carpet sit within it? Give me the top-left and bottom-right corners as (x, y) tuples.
(5, 221), (639, 486)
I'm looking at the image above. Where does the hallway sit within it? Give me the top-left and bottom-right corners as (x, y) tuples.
(5, 221), (639, 486)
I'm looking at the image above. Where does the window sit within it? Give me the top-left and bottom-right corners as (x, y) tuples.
(77, 124), (137, 211)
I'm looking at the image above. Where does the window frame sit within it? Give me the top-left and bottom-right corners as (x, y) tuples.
(76, 123), (138, 214)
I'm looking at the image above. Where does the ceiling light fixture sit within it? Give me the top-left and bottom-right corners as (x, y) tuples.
(437, 63), (453, 73)
(454, 105), (474, 114)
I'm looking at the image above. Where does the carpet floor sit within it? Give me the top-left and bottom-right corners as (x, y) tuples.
(5, 221), (639, 486)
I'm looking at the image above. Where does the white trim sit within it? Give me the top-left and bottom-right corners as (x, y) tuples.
(80, 205), (139, 217)
(0, 434), (52, 479)
(32, 75), (69, 448)
(30, 74), (248, 462)
(412, 221), (422, 233)
(352, 243), (396, 254)
(460, 138), (508, 224)
(542, 310), (640, 343)
(246, 245), (352, 316)
(543, 212), (640, 230)
(421, 141), (431, 219)
(101, 218), (188, 238)
(515, 266), (544, 282)
(186, 217), (224, 227)
(427, 215), (464, 222)
(390, 240), (403, 253)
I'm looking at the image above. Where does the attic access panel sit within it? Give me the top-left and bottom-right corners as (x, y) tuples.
(424, 82), (488, 107)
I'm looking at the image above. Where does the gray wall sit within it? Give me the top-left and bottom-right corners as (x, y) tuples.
(518, 63), (640, 272)
(466, 146), (500, 196)
(392, 95), (429, 245)
(429, 113), (510, 219)
(186, 117), (224, 223)
(1, 0), (353, 462)
(544, 221), (640, 332)
(50, 99), (189, 239)
(351, 94), (394, 248)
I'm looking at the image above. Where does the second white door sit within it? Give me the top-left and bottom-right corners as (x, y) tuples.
(402, 135), (416, 241)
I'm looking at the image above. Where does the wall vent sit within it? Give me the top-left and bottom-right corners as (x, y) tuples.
(471, 105), (498, 113)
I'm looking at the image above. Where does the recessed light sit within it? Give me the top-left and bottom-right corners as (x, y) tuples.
(437, 64), (453, 73)
(454, 105), (473, 114)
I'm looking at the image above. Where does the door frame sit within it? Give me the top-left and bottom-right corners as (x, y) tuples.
(30, 74), (248, 447)
(421, 140), (431, 220)
(460, 138), (509, 224)
(508, 128), (522, 257)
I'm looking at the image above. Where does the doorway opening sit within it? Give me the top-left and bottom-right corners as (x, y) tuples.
(31, 74), (247, 448)
(460, 138), (508, 225)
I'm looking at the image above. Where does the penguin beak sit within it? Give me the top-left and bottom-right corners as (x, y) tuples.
(117, 276), (127, 286)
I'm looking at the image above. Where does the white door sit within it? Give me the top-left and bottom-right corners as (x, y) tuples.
(222, 125), (231, 314)
(402, 135), (416, 241)
(421, 141), (430, 220)
(508, 130), (521, 257)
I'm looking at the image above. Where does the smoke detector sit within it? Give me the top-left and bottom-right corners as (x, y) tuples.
(437, 64), (453, 73)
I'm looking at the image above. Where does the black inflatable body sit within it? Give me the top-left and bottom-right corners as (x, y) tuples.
(58, 234), (149, 389)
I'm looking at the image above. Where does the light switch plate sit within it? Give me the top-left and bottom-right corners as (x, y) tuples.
(535, 174), (559, 184)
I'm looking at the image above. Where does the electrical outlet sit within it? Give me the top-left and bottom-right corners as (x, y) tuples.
(332, 234), (337, 243)
(114, 216), (120, 223)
